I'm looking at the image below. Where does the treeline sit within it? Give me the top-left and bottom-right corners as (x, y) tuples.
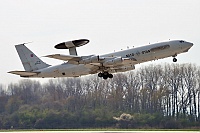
(0, 63), (200, 129)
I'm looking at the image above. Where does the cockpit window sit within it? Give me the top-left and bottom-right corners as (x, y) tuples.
(179, 40), (185, 43)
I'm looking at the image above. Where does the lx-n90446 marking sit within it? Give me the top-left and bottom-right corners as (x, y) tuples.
(8, 39), (193, 79)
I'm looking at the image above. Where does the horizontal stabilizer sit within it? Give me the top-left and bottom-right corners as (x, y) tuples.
(8, 71), (38, 77)
(45, 54), (82, 61)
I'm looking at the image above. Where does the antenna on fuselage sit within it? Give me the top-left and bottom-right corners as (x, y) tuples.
(20, 41), (33, 45)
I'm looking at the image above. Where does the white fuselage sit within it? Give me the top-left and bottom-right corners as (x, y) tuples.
(32, 40), (193, 78)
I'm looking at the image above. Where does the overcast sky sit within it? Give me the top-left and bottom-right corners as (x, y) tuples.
(0, 0), (200, 85)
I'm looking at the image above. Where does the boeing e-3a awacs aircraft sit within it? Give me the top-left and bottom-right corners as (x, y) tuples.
(8, 39), (193, 79)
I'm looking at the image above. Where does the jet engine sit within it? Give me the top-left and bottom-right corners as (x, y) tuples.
(118, 65), (135, 72)
(103, 57), (123, 66)
(110, 65), (135, 73)
(79, 55), (99, 64)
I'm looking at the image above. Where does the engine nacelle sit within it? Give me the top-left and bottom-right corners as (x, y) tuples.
(103, 57), (123, 66)
(79, 55), (99, 64)
(119, 65), (135, 72)
(110, 65), (135, 73)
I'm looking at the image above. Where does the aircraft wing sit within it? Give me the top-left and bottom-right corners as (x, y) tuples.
(84, 56), (137, 74)
(8, 71), (38, 77)
(45, 54), (137, 69)
(45, 54), (82, 61)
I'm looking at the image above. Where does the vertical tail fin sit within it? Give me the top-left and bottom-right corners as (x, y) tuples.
(15, 44), (50, 71)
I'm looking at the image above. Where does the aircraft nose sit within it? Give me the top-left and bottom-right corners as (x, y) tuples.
(188, 42), (193, 47)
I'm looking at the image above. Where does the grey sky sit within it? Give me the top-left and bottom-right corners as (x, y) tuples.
(0, 0), (200, 85)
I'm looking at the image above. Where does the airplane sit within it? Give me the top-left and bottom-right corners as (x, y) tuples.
(8, 39), (193, 79)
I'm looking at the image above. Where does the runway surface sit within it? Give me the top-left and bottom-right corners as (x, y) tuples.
(0, 131), (199, 133)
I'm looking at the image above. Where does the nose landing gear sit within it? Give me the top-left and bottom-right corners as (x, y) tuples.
(173, 57), (177, 62)
(172, 54), (177, 62)
(98, 72), (113, 79)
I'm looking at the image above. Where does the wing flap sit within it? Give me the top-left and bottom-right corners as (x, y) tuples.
(8, 71), (38, 76)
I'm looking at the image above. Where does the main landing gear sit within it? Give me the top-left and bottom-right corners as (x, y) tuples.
(98, 72), (113, 80)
